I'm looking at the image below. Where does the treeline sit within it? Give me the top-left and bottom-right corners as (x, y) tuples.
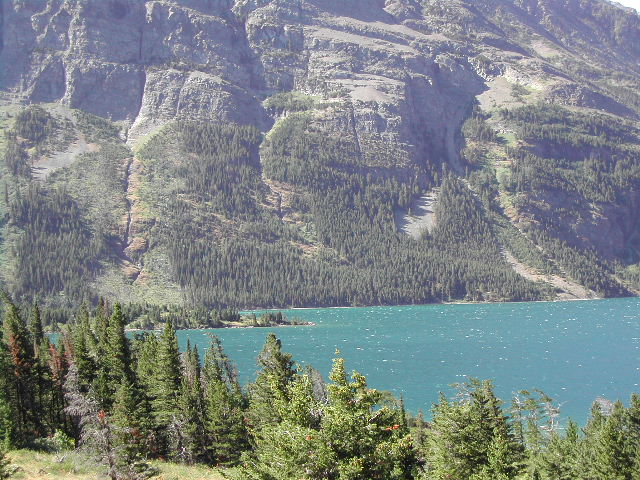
(0, 301), (295, 333)
(2, 296), (640, 479)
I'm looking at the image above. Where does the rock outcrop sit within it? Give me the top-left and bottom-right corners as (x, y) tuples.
(3, 0), (635, 168)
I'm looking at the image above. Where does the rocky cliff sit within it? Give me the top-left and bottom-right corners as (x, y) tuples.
(1, 0), (640, 306)
(2, 1), (638, 167)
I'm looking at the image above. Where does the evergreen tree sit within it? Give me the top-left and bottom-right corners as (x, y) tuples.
(111, 379), (154, 479)
(72, 307), (96, 390)
(203, 335), (249, 466)
(425, 380), (522, 480)
(241, 352), (415, 480)
(105, 303), (133, 402)
(2, 298), (40, 443)
(150, 320), (181, 454)
(0, 316), (16, 449)
(248, 333), (296, 430)
(591, 401), (635, 480)
(92, 304), (111, 410)
(28, 302), (45, 357)
(45, 342), (69, 436)
(535, 420), (579, 480)
(173, 343), (207, 464)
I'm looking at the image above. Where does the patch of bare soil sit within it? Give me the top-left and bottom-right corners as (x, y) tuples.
(32, 133), (99, 180)
(502, 249), (599, 300)
(394, 189), (439, 239)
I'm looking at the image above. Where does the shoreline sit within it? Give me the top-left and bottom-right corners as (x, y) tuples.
(125, 320), (316, 333)
(119, 296), (636, 333)
(241, 295), (625, 315)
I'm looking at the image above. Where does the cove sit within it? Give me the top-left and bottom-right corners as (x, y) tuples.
(176, 297), (640, 425)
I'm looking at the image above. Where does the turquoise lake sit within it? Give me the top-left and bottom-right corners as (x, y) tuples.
(176, 297), (640, 424)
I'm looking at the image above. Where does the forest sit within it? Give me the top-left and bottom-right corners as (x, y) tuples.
(1, 296), (639, 480)
(1, 102), (637, 309)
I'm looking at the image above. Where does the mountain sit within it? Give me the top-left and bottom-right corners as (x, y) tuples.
(1, 0), (639, 308)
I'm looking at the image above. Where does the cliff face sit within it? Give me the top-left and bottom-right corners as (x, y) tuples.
(2, 0), (638, 168)
(0, 0), (485, 176)
(2, 0), (640, 304)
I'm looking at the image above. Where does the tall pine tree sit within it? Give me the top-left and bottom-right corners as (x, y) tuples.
(248, 333), (296, 430)
(203, 335), (249, 466)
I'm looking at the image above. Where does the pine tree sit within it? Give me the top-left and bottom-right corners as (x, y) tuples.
(203, 335), (248, 466)
(591, 401), (635, 480)
(105, 304), (133, 402)
(92, 305), (111, 410)
(28, 302), (45, 357)
(628, 393), (640, 447)
(0, 327), (15, 448)
(241, 352), (414, 480)
(536, 420), (579, 480)
(248, 333), (296, 430)
(172, 343), (207, 464)
(2, 298), (40, 443)
(111, 379), (154, 479)
(425, 379), (523, 480)
(72, 308), (96, 390)
(46, 342), (69, 436)
(150, 320), (181, 454)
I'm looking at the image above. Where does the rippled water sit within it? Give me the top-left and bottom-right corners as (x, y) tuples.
(176, 297), (640, 424)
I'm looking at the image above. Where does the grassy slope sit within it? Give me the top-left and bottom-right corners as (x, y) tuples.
(7, 450), (227, 480)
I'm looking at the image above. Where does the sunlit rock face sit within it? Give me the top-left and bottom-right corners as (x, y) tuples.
(1, 0), (638, 172)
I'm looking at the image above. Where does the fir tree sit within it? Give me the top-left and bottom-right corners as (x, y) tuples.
(28, 302), (45, 357)
(173, 343), (207, 464)
(150, 320), (181, 454)
(105, 303), (133, 402)
(248, 333), (296, 430)
(591, 401), (635, 480)
(72, 307), (96, 390)
(241, 352), (414, 480)
(2, 298), (40, 443)
(425, 379), (523, 480)
(111, 379), (155, 479)
(0, 326), (15, 448)
(203, 335), (249, 466)
(535, 420), (579, 480)
(92, 305), (111, 410)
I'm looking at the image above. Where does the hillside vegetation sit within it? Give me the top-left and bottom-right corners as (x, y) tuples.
(0, 0), (640, 308)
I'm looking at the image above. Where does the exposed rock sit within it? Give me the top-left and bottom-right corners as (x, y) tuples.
(545, 83), (637, 118)
(2, 0), (638, 167)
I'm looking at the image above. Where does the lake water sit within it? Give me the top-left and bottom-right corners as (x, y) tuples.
(176, 297), (640, 424)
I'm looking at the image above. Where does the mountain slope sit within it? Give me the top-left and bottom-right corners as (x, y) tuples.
(1, 0), (639, 307)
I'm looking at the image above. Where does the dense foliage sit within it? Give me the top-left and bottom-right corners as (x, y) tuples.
(1, 103), (635, 308)
(2, 107), (124, 305)
(2, 296), (640, 479)
(7, 184), (106, 302)
(137, 117), (545, 308)
(493, 103), (640, 295)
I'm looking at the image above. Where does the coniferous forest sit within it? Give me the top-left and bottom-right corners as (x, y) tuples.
(2, 101), (637, 310)
(1, 296), (640, 480)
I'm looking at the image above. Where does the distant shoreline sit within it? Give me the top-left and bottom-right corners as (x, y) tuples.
(241, 295), (619, 315)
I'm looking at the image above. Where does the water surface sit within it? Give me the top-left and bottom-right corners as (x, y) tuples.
(177, 298), (640, 424)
